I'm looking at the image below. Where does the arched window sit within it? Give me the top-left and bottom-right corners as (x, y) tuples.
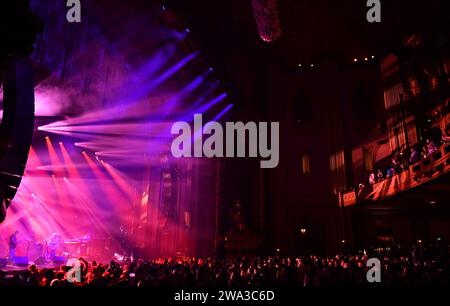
(363, 147), (374, 172)
(301, 153), (311, 174)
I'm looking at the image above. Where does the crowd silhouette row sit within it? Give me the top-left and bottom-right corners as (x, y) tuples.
(1, 244), (449, 287)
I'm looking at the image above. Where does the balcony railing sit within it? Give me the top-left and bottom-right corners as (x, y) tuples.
(340, 143), (450, 206)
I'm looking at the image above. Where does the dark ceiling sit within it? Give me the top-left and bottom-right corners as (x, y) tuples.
(168, 0), (449, 65)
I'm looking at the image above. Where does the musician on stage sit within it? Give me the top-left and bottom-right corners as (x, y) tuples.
(79, 232), (92, 256)
(26, 232), (40, 260)
(8, 230), (20, 264)
(119, 224), (131, 257)
(46, 232), (63, 260)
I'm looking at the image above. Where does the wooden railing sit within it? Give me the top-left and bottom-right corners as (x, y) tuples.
(340, 143), (450, 206)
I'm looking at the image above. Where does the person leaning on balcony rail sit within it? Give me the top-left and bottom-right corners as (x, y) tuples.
(426, 139), (437, 155)
(421, 146), (428, 159)
(376, 169), (384, 182)
(386, 165), (395, 178)
(369, 172), (376, 185)
(409, 146), (420, 164)
(391, 155), (399, 168)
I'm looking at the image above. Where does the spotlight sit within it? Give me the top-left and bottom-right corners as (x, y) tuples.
(209, 67), (214, 72)
(341, 240), (346, 244)
(45, 136), (50, 140)
(185, 28), (190, 33)
(298, 64), (302, 67)
(59, 142), (62, 145)
(82, 151), (86, 155)
(364, 57), (368, 61)
(114, 253), (125, 262)
(300, 228), (306, 234)
(310, 64), (314, 67)
(371, 55), (375, 59)
(353, 58), (358, 62)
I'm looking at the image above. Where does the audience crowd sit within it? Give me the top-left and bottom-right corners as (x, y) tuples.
(1, 244), (449, 287)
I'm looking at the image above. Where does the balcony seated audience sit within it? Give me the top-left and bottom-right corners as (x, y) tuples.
(357, 124), (450, 194)
(386, 165), (395, 178)
(369, 173), (376, 185)
(426, 139), (437, 155)
(376, 169), (384, 182)
(409, 147), (420, 164)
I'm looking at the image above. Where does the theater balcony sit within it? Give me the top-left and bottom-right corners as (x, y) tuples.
(340, 142), (450, 206)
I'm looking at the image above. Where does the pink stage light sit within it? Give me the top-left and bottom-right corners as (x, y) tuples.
(45, 136), (64, 177)
(101, 162), (136, 202)
(59, 142), (82, 179)
(82, 152), (130, 205)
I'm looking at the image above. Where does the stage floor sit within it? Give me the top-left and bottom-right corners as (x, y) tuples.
(1, 262), (62, 273)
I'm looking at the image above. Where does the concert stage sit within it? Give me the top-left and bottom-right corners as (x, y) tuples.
(1, 262), (62, 274)
(1, 0), (449, 275)
(0, 0), (223, 260)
